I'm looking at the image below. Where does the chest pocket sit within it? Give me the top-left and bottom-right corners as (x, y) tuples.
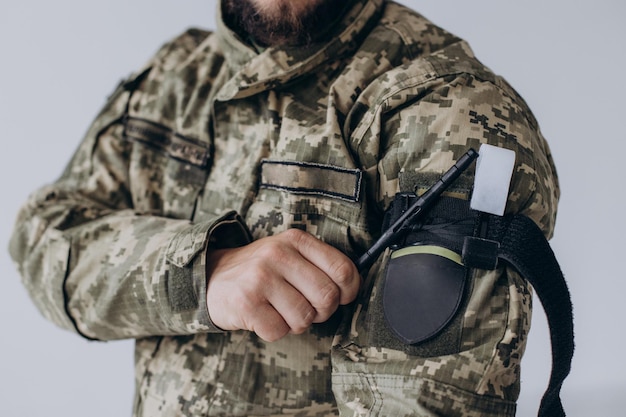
(245, 160), (368, 256)
(124, 117), (210, 219)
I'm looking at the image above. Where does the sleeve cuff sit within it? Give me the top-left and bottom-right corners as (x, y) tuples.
(163, 211), (252, 334)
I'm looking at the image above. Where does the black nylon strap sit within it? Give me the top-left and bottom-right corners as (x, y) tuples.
(480, 214), (574, 417)
(383, 195), (573, 416)
(386, 195), (573, 417)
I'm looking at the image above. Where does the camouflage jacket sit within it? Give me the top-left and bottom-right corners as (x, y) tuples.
(9, 0), (559, 416)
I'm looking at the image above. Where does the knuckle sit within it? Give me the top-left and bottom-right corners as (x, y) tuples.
(316, 282), (340, 310)
(255, 239), (291, 266)
(251, 266), (273, 287)
(293, 305), (316, 333)
(283, 228), (313, 249)
(255, 239), (282, 258)
(282, 228), (307, 241)
(328, 258), (356, 290)
(282, 298), (316, 335)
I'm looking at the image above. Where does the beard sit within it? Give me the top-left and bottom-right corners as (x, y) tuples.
(222, 0), (340, 47)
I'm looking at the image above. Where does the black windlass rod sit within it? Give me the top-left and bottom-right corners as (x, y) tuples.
(356, 148), (479, 272)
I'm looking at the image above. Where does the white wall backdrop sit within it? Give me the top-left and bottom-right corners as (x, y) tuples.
(1, 1), (624, 416)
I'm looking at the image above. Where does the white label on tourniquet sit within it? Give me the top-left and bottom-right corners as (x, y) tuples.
(470, 144), (516, 216)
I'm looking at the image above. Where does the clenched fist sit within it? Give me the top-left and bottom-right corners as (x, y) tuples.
(205, 228), (360, 342)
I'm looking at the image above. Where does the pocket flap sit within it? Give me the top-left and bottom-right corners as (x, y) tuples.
(383, 245), (466, 345)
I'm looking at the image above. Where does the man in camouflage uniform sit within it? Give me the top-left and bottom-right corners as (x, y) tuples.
(9, 0), (559, 416)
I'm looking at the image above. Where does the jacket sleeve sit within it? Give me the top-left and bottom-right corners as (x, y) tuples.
(331, 63), (560, 415)
(352, 70), (559, 237)
(8, 58), (251, 342)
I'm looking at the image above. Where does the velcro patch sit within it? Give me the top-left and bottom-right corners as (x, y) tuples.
(260, 160), (362, 202)
(167, 266), (198, 312)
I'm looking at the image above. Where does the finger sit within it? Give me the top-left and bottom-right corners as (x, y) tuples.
(277, 263), (342, 323)
(266, 234), (345, 322)
(247, 302), (291, 342)
(283, 229), (361, 305)
(263, 279), (317, 334)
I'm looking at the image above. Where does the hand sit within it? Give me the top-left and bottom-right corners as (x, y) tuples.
(205, 228), (360, 342)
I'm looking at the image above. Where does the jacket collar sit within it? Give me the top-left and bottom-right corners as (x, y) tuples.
(215, 0), (384, 100)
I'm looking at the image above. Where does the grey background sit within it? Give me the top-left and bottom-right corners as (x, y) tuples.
(1, 1), (624, 416)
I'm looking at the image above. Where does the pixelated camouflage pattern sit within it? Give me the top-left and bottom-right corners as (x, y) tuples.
(9, 0), (558, 415)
